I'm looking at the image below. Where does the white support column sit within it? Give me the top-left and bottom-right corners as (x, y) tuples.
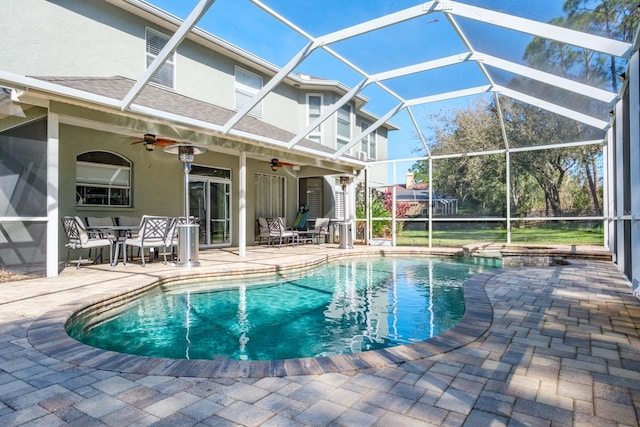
(608, 127), (616, 253)
(494, 92), (511, 244)
(391, 162), (397, 247)
(391, 184), (397, 247)
(615, 100), (625, 272)
(428, 157), (433, 248)
(364, 168), (370, 245)
(46, 112), (59, 277)
(628, 51), (640, 293)
(603, 131), (612, 250)
(239, 152), (247, 257)
(505, 150), (511, 244)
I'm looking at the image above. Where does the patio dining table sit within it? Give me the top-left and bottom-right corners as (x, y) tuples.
(86, 225), (140, 266)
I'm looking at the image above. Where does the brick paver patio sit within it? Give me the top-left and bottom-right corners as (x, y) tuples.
(0, 246), (638, 426)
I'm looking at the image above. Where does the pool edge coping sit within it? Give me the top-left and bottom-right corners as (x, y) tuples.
(27, 250), (497, 378)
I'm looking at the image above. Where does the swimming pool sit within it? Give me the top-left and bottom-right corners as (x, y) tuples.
(67, 256), (500, 361)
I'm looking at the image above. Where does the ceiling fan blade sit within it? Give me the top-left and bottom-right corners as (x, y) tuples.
(155, 138), (180, 147)
(278, 161), (296, 167)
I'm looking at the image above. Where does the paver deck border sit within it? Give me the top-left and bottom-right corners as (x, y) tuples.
(27, 250), (496, 378)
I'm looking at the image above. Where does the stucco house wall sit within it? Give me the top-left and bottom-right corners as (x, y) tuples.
(0, 0), (395, 274)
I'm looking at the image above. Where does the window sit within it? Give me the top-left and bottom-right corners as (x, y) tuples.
(191, 165), (231, 180)
(360, 121), (377, 160)
(307, 94), (323, 144)
(146, 28), (174, 89)
(235, 66), (262, 116)
(337, 104), (352, 150)
(300, 177), (323, 219)
(76, 151), (131, 206)
(255, 173), (285, 219)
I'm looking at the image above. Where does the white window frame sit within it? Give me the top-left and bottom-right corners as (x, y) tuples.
(145, 27), (175, 89)
(336, 103), (352, 151)
(360, 120), (377, 160)
(306, 93), (323, 144)
(76, 151), (132, 207)
(235, 66), (263, 117)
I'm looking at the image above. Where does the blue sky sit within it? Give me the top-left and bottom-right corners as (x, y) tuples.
(147, 0), (569, 179)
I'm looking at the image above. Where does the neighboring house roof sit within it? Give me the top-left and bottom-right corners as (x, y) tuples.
(393, 184), (455, 202)
(35, 75), (338, 156)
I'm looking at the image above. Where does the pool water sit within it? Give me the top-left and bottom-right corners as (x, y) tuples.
(67, 256), (500, 361)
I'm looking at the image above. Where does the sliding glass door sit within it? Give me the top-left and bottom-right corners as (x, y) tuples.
(189, 166), (231, 247)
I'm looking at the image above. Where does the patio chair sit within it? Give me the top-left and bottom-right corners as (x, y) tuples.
(310, 218), (330, 244)
(266, 217), (297, 247)
(61, 216), (113, 269)
(257, 217), (274, 245)
(120, 215), (172, 266)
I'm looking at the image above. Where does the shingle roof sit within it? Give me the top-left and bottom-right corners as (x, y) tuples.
(394, 184), (453, 201)
(34, 76), (337, 155)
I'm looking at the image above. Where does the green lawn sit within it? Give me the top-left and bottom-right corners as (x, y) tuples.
(393, 223), (604, 247)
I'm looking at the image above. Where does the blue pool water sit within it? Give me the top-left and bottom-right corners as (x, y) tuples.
(67, 256), (500, 361)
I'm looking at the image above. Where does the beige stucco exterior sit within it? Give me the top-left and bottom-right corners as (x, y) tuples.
(0, 0), (395, 275)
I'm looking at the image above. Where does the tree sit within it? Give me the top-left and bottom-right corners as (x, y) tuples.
(500, 99), (585, 217)
(382, 188), (410, 219)
(410, 1), (629, 219)
(411, 99), (508, 216)
(523, 0), (639, 214)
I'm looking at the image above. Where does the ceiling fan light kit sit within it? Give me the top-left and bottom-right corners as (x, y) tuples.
(130, 134), (181, 151)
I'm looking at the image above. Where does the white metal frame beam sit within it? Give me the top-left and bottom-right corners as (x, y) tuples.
(406, 85), (494, 107)
(628, 51), (640, 292)
(114, 0), (630, 166)
(121, 0), (215, 110)
(250, 1), (626, 161)
(333, 103), (406, 159)
(481, 54), (617, 104)
(446, 2), (633, 59)
(222, 41), (315, 133)
(287, 53), (471, 150)
(495, 85), (610, 130)
(228, 0), (438, 137)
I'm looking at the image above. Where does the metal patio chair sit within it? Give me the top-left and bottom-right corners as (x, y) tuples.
(309, 218), (330, 244)
(120, 215), (172, 266)
(266, 217), (297, 247)
(257, 217), (276, 245)
(61, 216), (113, 269)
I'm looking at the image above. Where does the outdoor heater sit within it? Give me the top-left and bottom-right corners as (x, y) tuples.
(164, 143), (208, 267)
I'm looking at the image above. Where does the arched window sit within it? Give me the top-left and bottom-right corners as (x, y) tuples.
(76, 151), (131, 206)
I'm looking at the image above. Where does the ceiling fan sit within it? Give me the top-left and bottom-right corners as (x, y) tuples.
(130, 133), (180, 151)
(269, 158), (296, 171)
